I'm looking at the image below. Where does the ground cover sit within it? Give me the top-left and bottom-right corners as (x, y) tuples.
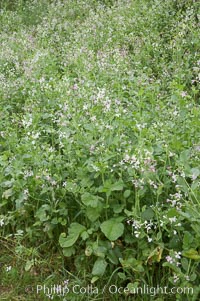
(0, 0), (200, 300)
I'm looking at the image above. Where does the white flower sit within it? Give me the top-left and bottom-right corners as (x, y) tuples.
(175, 251), (181, 259)
(124, 154), (130, 162)
(83, 104), (88, 110)
(134, 231), (140, 238)
(90, 116), (96, 122)
(64, 279), (69, 285)
(24, 189), (29, 195)
(0, 219), (4, 227)
(180, 91), (187, 97)
(172, 174), (177, 183)
(147, 236), (153, 243)
(6, 266), (12, 272)
(173, 274), (179, 283)
(90, 145), (95, 153)
(169, 217), (177, 223)
(166, 256), (173, 264)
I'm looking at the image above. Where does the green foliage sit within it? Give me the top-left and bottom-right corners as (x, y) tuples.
(100, 218), (124, 241)
(0, 0), (200, 300)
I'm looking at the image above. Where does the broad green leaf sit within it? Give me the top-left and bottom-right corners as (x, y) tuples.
(81, 192), (102, 208)
(162, 262), (181, 274)
(81, 192), (100, 207)
(179, 149), (191, 166)
(35, 206), (50, 222)
(25, 259), (34, 272)
(183, 231), (194, 248)
(124, 190), (131, 198)
(153, 144), (164, 155)
(59, 223), (86, 248)
(92, 258), (107, 276)
(100, 219), (124, 241)
(169, 236), (182, 249)
(110, 180), (124, 191)
(81, 230), (89, 240)
(177, 177), (189, 193)
(182, 249), (200, 260)
(190, 273), (197, 281)
(98, 180), (124, 195)
(119, 258), (144, 272)
(59, 233), (75, 248)
(1, 180), (13, 188)
(62, 247), (75, 257)
(181, 258), (189, 271)
(91, 276), (99, 283)
(2, 188), (13, 199)
(127, 282), (139, 293)
(167, 208), (179, 218)
(86, 205), (103, 222)
(117, 272), (126, 280)
(93, 246), (107, 258)
(119, 257), (137, 268)
(141, 208), (154, 220)
(107, 249), (119, 264)
(192, 222), (200, 235)
(112, 204), (124, 213)
(190, 167), (200, 179)
(156, 231), (162, 241)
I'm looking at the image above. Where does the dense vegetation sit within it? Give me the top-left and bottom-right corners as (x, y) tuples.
(0, 0), (200, 300)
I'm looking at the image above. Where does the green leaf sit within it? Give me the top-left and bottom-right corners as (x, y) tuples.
(183, 231), (194, 248)
(59, 223), (86, 248)
(35, 206), (50, 222)
(110, 180), (124, 191)
(25, 259), (34, 272)
(107, 249), (119, 265)
(141, 208), (154, 220)
(91, 241), (109, 257)
(190, 273), (197, 281)
(190, 167), (200, 179)
(100, 218), (124, 241)
(167, 208), (179, 218)
(2, 188), (13, 199)
(162, 262), (181, 274)
(62, 247), (75, 257)
(179, 149), (190, 162)
(86, 205), (103, 222)
(124, 190), (131, 198)
(119, 258), (144, 272)
(81, 193), (102, 208)
(181, 258), (189, 271)
(182, 249), (200, 260)
(81, 230), (89, 240)
(153, 144), (164, 155)
(169, 236), (182, 249)
(112, 204), (124, 213)
(1, 180), (14, 188)
(117, 272), (126, 280)
(156, 231), (162, 241)
(127, 282), (139, 293)
(92, 258), (107, 276)
(177, 177), (189, 193)
(91, 276), (99, 284)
